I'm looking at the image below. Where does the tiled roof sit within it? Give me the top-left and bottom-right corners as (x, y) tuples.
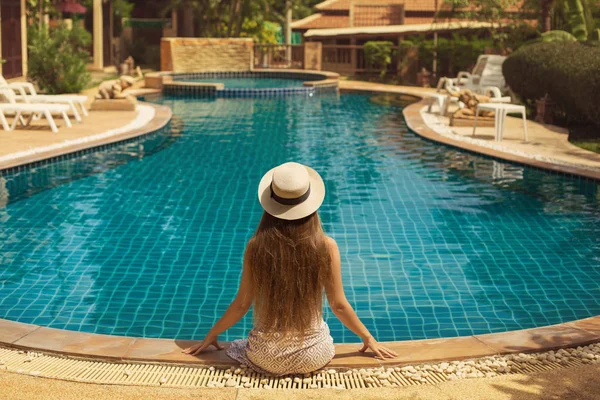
(295, 0), (526, 30)
(293, 14), (455, 30)
(292, 14), (350, 29)
(316, 0), (405, 11)
(353, 5), (405, 26)
(316, 0), (441, 12)
(304, 21), (497, 37)
(314, 0), (523, 12)
(292, 14), (496, 30)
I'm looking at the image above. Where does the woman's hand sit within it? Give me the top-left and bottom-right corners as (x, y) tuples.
(182, 334), (224, 356)
(359, 336), (398, 359)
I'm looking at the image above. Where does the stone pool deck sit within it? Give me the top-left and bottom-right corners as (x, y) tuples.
(1, 358), (598, 399)
(0, 85), (167, 172)
(1, 316), (599, 368)
(339, 80), (600, 180)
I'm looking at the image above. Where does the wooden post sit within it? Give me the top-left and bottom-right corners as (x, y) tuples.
(108, 1), (114, 65)
(432, 31), (438, 81)
(93, 0), (104, 70)
(285, 0), (292, 65)
(39, 0), (43, 29)
(169, 10), (178, 37)
(350, 38), (357, 76)
(396, 36), (402, 76)
(21, 0), (27, 76)
(0, 6), (2, 77)
(182, 6), (194, 37)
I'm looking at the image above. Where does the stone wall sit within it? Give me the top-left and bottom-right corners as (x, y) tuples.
(161, 38), (254, 73)
(304, 42), (322, 71)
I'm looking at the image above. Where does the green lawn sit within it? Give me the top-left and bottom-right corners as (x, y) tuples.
(571, 140), (600, 154)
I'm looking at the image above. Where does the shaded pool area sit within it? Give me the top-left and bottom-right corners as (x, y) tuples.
(0, 92), (599, 343)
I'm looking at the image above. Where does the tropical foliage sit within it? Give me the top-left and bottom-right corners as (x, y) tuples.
(523, 0), (599, 41)
(27, 23), (91, 94)
(442, 0), (599, 44)
(161, 0), (321, 40)
(364, 41), (395, 78)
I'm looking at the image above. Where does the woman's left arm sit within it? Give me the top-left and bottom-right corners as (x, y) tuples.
(183, 246), (254, 355)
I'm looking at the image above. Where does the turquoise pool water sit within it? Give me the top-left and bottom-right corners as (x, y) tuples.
(177, 77), (305, 88)
(0, 93), (599, 343)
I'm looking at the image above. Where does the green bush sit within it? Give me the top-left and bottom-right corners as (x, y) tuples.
(129, 38), (160, 69)
(364, 41), (394, 78)
(413, 34), (498, 78)
(28, 23), (91, 94)
(503, 41), (600, 136)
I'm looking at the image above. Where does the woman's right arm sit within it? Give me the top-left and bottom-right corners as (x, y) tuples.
(324, 237), (397, 360)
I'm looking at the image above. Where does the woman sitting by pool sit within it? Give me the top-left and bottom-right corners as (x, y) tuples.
(184, 162), (397, 375)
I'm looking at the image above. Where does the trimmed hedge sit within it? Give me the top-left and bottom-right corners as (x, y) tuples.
(503, 41), (600, 136)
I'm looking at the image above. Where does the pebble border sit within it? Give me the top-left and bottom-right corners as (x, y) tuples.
(1, 343), (598, 390)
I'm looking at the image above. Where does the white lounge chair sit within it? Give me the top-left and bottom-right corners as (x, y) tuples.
(0, 88), (72, 133)
(0, 76), (88, 122)
(448, 55), (508, 94)
(430, 78), (510, 116)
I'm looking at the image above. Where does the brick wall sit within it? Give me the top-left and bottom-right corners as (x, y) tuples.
(161, 38), (254, 73)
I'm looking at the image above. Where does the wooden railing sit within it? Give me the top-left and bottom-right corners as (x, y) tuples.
(322, 44), (409, 76)
(254, 44), (305, 69)
(322, 45), (365, 74)
(253, 43), (418, 83)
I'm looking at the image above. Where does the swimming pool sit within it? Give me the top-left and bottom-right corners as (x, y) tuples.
(177, 77), (305, 88)
(0, 93), (599, 343)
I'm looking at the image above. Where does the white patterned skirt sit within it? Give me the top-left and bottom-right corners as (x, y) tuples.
(226, 320), (335, 376)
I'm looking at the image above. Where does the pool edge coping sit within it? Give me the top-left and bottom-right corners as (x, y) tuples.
(341, 84), (600, 181)
(147, 69), (340, 95)
(0, 97), (172, 173)
(0, 82), (598, 368)
(0, 317), (599, 368)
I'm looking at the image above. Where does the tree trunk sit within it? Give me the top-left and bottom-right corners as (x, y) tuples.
(285, 0), (292, 62)
(541, 0), (553, 32)
(232, 0), (244, 37)
(226, 0), (236, 37)
(233, 0), (247, 37)
(39, 0), (44, 29)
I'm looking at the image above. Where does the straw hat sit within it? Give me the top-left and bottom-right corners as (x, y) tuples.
(258, 162), (325, 220)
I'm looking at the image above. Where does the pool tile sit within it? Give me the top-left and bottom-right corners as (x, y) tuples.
(1, 92), (599, 344)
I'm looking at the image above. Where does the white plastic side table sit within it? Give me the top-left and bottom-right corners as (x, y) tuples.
(427, 93), (458, 116)
(473, 103), (528, 142)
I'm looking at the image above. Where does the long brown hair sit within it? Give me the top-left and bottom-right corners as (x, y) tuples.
(247, 211), (331, 334)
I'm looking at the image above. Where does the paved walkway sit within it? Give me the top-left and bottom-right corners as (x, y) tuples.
(0, 83), (168, 171)
(1, 364), (598, 399)
(339, 80), (600, 177)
